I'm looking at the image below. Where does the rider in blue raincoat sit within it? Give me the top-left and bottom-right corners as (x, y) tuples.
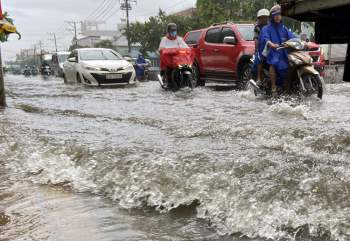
(135, 53), (148, 81)
(258, 5), (295, 96)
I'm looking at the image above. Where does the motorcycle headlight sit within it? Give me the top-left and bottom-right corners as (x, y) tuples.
(308, 56), (313, 64)
(84, 65), (102, 71)
(290, 55), (303, 65)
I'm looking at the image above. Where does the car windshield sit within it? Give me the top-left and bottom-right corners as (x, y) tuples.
(58, 54), (70, 63)
(80, 49), (122, 61)
(237, 25), (255, 41)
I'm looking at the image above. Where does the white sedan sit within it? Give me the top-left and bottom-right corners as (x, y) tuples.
(63, 48), (136, 86)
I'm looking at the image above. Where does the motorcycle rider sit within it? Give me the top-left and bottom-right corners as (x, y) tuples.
(135, 53), (148, 81)
(259, 5), (295, 97)
(159, 23), (189, 84)
(159, 23), (188, 50)
(253, 9), (270, 85)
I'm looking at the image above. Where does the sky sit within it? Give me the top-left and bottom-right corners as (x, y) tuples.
(2, 0), (196, 60)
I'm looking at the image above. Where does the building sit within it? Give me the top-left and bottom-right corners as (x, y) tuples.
(75, 20), (140, 56)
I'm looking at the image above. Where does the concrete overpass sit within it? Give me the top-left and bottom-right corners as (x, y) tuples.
(278, 0), (350, 81)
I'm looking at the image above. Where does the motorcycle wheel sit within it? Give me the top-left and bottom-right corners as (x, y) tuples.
(170, 70), (180, 92)
(185, 73), (194, 89)
(302, 74), (323, 99)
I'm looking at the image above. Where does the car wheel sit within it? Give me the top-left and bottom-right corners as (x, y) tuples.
(193, 64), (204, 87)
(238, 63), (252, 90)
(76, 73), (82, 84)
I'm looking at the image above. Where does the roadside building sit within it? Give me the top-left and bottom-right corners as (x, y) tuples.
(75, 20), (140, 56)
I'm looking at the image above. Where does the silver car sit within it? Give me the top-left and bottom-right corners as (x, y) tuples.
(63, 48), (136, 86)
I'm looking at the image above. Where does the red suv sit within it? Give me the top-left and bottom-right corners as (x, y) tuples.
(184, 22), (255, 87)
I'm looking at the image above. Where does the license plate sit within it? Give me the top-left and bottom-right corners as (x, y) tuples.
(106, 73), (122, 79)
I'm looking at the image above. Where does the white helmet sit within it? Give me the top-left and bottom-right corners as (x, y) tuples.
(257, 9), (270, 18)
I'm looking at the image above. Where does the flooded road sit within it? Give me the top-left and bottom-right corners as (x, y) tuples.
(1, 74), (350, 241)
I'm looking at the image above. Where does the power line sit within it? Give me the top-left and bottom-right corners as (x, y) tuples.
(86, 0), (109, 20)
(95, 0), (117, 21)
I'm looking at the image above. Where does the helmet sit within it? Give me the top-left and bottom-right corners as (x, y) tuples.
(270, 4), (282, 17)
(257, 9), (270, 18)
(167, 23), (177, 34)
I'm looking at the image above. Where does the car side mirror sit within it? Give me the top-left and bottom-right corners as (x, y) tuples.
(223, 36), (237, 45)
(68, 57), (77, 63)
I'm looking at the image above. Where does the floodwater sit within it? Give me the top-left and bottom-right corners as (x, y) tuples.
(0, 74), (350, 241)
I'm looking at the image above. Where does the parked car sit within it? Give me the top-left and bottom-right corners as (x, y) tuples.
(184, 22), (255, 87)
(52, 51), (71, 77)
(63, 48), (136, 86)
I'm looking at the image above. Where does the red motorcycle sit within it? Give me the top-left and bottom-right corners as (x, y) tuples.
(158, 48), (195, 91)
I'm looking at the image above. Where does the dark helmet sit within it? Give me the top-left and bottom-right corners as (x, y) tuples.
(167, 23), (177, 34)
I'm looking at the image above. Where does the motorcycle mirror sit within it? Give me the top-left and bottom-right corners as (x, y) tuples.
(68, 57), (77, 63)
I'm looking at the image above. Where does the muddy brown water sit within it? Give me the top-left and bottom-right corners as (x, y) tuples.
(0, 74), (350, 241)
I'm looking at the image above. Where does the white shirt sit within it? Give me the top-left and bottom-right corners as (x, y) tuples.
(159, 36), (189, 50)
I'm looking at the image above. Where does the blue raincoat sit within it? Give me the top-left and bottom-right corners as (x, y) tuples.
(135, 55), (147, 78)
(259, 21), (295, 85)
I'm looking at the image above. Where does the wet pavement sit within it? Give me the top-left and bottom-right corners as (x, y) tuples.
(0, 74), (350, 241)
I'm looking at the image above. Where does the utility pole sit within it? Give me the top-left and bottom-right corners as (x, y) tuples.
(0, 0), (5, 107)
(120, 0), (136, 54)
(48, 32), (58, 53)
(65, 21), (80, 49)
(33, 45), (37, 66)
(38, 40), (43, 66)
(0, 45), (5, 107)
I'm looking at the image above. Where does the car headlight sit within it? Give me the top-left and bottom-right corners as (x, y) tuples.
(84, 65), (102, 71)
(122, 65), (134, 71)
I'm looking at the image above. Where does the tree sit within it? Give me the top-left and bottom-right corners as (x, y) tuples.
(196, 0), (277, 25)
(68, 44), (88, 52)
(94, 40), (118, 51)
(126, 9), (203, 54)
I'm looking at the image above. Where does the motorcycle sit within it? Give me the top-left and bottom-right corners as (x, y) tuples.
(157, 48), (195, 91)
(23, 68), (31, 77)
(250, 38), (324, 99)
(41, 66), (52, 77)
(31, 67), (39, 76)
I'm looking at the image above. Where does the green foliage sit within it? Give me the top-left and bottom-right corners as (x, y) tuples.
(127, 9), (203, 54)
(196, 0), (277, 26)
(68, 44), (88, 52)
(125, 0), (288, 53)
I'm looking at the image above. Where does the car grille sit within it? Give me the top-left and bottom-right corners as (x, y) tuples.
(91, 72), (132, 85)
